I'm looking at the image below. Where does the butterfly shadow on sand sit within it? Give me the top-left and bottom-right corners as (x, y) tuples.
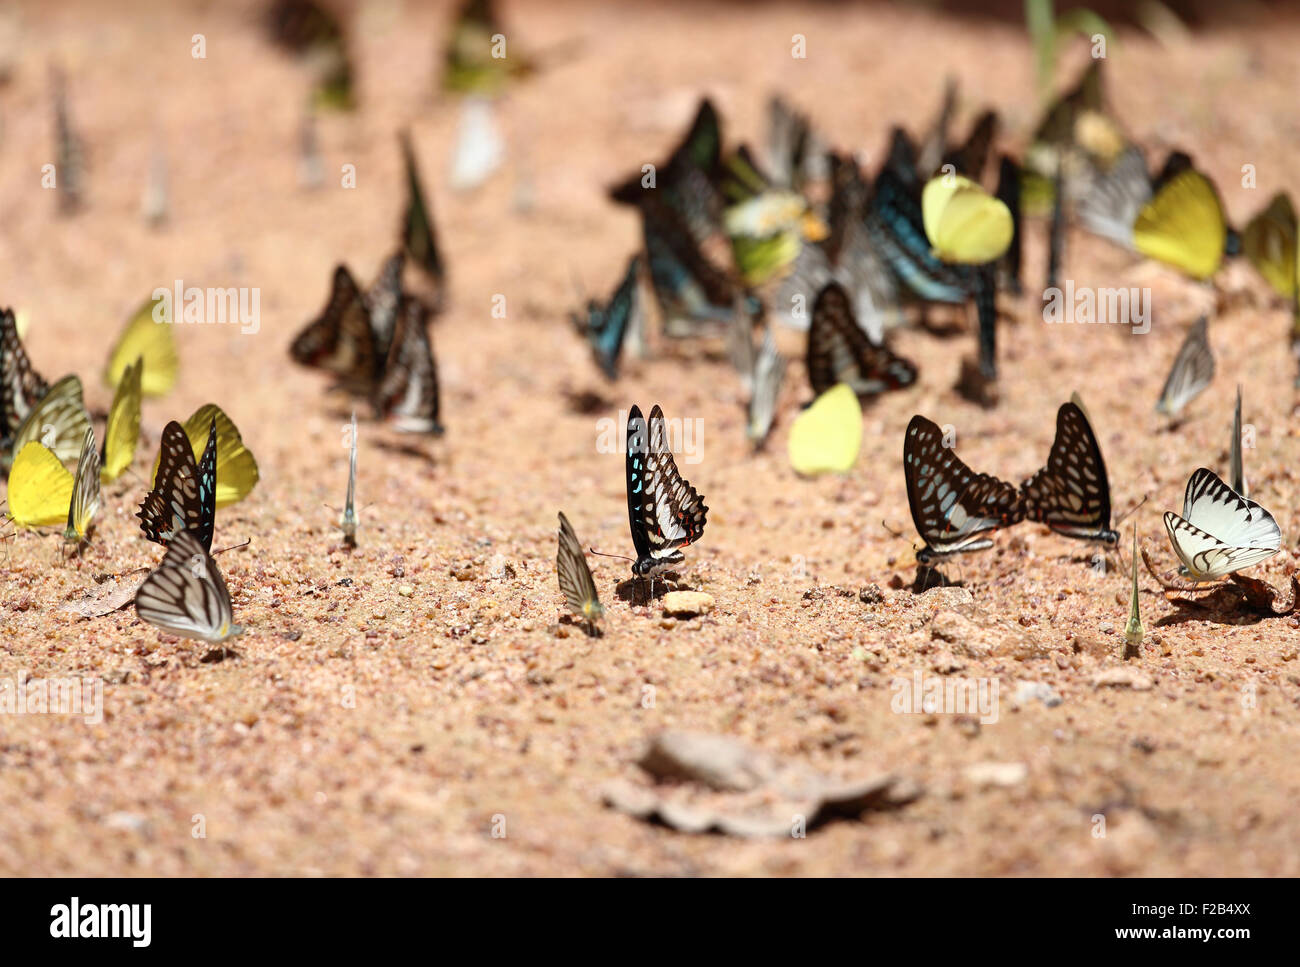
(614, 573), (687, 606)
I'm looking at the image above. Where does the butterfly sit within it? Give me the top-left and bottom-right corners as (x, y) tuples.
(139, 419), (217, 551)
(8, 374), (92, 468)
(922, 173), (1014, 266)
(151, 404), (260, 508)
(1124, 526), (1143, 652)
(556, 511), (604, 630)
(441, 0), (534, 95)
(788, 383), (861, 476)
(1155, 315), (1214, 417)
(1019, 397), (1119, 545)
(625, 404), (708, 578)
(5, 442), (74, 528)
(1075, 145), (1152, 249)
(0, 306), (48, 450)
(341, 410), (358, 546)
(610, 97), (723, 216)
(291, 264), (384, 395)
(399, 131), (446, 306)
(571, 254), (641, 380)
(866, 164), (970, 305)
(51, 67), (85, 213)
(1241, 191), (1297, 309)
(942, 109), (999, 181)
(746, 327), (786, 448)
(721, 145), (826, 286)
(374, 295), (444, 434)
(1133, 167), (1234, 280)
(135, 528), (243, 644)
(914, 79), (957, 181)
(765, 95), (825, 193)
(903, 415), (1024, 562)
(1163, 468), (1281, 582)
(64, 426), (100, 545)
(1230, 385), (1246, 497)
(995, 156), (1023, 295)
(643, 200), (754, 335)
(104, 296), (178, 397)
(101, 355), (143, 482)
(364, 252), (407, 358)
(806, 281), (916, 397)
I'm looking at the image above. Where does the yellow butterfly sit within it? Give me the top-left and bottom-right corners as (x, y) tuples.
(921, 174), (1013, 265)
(151, 403), (259, 508)
(1242, 191), (1296, 300)
(104, 296), (178, 397)
(6, 441), (74, 528)
(101, 356), (143, 482)
(64, 426), (100, 544)
(1133, 169), (1228, 280)
(787, 383), (862, 476)
(9, 374), (92, 466)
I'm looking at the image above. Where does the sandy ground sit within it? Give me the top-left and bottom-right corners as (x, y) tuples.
(1, 0), (1299, 876)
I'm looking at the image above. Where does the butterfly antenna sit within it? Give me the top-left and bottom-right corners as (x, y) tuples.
(1114, 493), (1150, 527)
(588, 547), (634, 563)
(212, 538), (251, 556)
(880, 519), (904, 539)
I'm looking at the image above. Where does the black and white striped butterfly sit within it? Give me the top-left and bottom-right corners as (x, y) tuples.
(374, 295), (443, 434)
(1156, 315), (1214, 417)
(1076, 145), (1152, 249)
(806, 281), (916, 397)
(1019, 396), (1118, 545)
(903, 415), (1024, 563)
(0, 307), (48, 451)
(746, 327), (786, 447)
(138, 419), (217, 551)
(1163, 467), (1281, 581)
(556, 511), (604, 630)
(135, 528), (242, 643)
(626, 404), (708, 577)
(64, 426), (100, 546)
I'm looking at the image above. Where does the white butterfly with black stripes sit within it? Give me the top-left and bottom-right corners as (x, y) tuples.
(1163, 468), (1281, 582)
(135, 528), (243, 643)
(1155, 315), (1214, 417)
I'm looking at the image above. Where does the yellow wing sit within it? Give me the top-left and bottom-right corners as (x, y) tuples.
(101, 356), (143, 482)
(66, 426), (100, 541)
(922, 174), (1013, 265)
(104, 297), (178, 397)
(1133, 169), (1227, 280)
(7, 442), (74, 528)
(151, 403), (259, 508)
(1242, 191), (1297, 299)
(10, 374), (92, 465)
(787, 383), (862, 476)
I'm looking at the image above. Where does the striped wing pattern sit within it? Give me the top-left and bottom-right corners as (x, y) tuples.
(374, 295), (443, 434)
(747, 327), (786, 446)
(1163, 467), (1282, 580)
(290, 265), (382, 395)
(65, 426), (101, 542)
(1156, 315), (1214, 416)
(135, 528), (240, 642)
(0, 307), (48, 445)
(556, 511), (604, 621)
(904, 415), (1023, 562)
(807, 282), (915, 397)
(1077, 146), (1151, 248)
(1019, 401), (1117, 543)
(138, 420), (217, 551)
(626, 404), (708, 575)
(11, 375), (92, 465)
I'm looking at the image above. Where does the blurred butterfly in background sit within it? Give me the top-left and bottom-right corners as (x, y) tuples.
(806, 281), (916, 397)
(104, 296), (178, 397)
(158, 405), (260, 508)
(942, 109), (999, 182)
(340, 410), (358, 547)
(374, 295), (444, 434)
(921, 173), (1014, 266)
(5, 441), (74, 528)
(643, 200), (756, 336)
(1230, 385), (1246, 497)
(556, 511), (604, 632)
(765, 95), (826, 194)
(399, 131), (447, 308)
(1155, 315), (1214, 417)
(291, 264), (383, 395)
(746, 326), (786, 448)
(1019, 396), (1118, 545)
(1163, 467), (1281, 582)
(1133, 165), (1238, 280)
(721, 144), (827, 286)
(63, 426), (100, 547)
(139, 419), (217, 550)
(994, 156), (1023, 295)
(625, 404), (708, 580)
(135, 528), (243, 644)
(101, 355), (143, 483)
(1241, 191), (1297, 323)
(7, 374), (92, 469)
(903, 414), (1024, 563)
(0, 306), (48, 451)
(788, 382), (861, 476)
(441, 0), (534, 96)
(913, 78), (957, 183)
(1075, 145), (1152, 250)
(51, 66), (84, 214)
(570, 254), (641, 380)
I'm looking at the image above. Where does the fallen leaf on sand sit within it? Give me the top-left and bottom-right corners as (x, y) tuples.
(60, 576), (145, 619)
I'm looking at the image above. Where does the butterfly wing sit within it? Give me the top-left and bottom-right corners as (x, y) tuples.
(135, 528), (239, 642)
(399, 131), (446, 301)
(139, 421), (216, 550)
(1242, 191), (1297, 299)
(921, 174), (1014, 266)
(556, 511), (603, 620)
(626, 404), (708, 571)
(10, 375), (92, 466)
(866, 166), (970, 304)
(1156, 315), (1214, 416)
(374, 296), (444, 434)
(806, 281), (916, 396)
(1133, 169), (1227, 279)
(1019, 401), (1115, 542)
(104, 297), (179, 397)
(1076, 146), (1152, 249)
(1181, 467), (1281, 551)
(6, 442), (73, 528)
(788, 383), (861, 475)
(643, 201), (742, 331)
(581, 255), (640, 380)
(101, 356), (143, 482)
(364, 251), (406, 357)
(65, 426), (101, 541)
(176, 405), (258, 509)
(904, 415), (1023, 559)
(747, 327), (786, 447)
(0, 307), (49, 445)
(290, 265), (382, 395)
